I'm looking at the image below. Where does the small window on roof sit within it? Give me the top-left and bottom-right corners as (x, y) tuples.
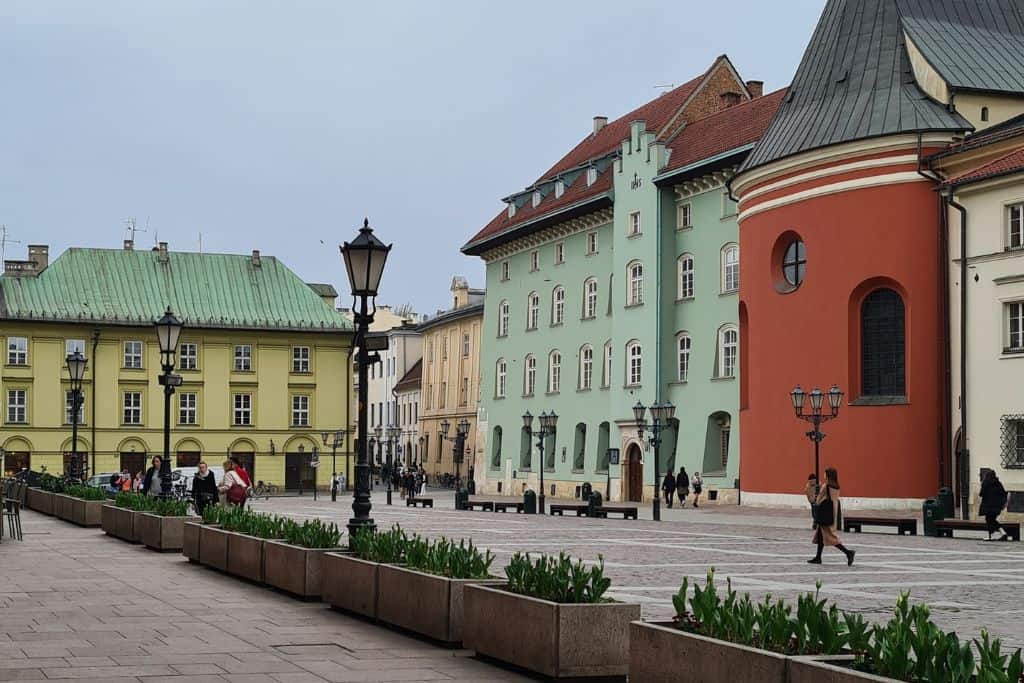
(532, 191), (541, 208)
(586, 167), (598, 187)
(555, 180), (565, 198)
(507, 203), (516, 218)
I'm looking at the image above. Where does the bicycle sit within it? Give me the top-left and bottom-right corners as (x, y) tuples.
(251, 481), (279, 500)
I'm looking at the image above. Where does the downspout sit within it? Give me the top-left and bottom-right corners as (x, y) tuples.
(945, 189), (970, 520)
(90, 328), (100, 477)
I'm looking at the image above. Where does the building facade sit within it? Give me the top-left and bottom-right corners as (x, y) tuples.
(394, 358), (422, 468)
(0, 243), (353, 491)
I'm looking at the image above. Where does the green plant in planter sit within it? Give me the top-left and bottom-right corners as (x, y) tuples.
(38, 471), (66, 493)
(974, 630), (1024, 683)
(63, 484), (107, 501)
(115, 492), (147, 510)
(146, 498), (190, 517)
(504, 552), (610, 604)
(281, 518), (342, 548)
(404, 535), (495, 579)
(351, 525), (407, 563)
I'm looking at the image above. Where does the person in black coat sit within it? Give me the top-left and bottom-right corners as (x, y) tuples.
(676, 468), (689, 508)
(191, 461), (218, 514)
(979, 469), (1010, 541)
(140, 456), (164, 496)
(661, 470), (677, 508)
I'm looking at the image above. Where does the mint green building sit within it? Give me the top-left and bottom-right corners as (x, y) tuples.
(462, 56), (781, 503)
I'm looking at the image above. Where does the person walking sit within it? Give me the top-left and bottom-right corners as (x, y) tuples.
(661, 470), (677, 508)
(804, 474), (819, 528)
(120, 471), (132, 492)
(331, 472), (339, 502)
(191, 461), (218, 515)
(141, 456), (164, 496)
(807, 467), (855, 565)
(133, 471), (143, 492)
(980, 469), (1010, 541)
(690, 471), (703, 508)
(676, 467), (689, 508)
(229, 457), (252, 489)
(218, 460), (248, 506)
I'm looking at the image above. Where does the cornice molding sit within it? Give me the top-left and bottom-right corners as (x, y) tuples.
(481, 208), (614, 263)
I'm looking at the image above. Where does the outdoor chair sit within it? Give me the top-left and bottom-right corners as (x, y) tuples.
(2, 480), (23, 541)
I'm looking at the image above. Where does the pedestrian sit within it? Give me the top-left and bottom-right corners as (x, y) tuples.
(331, 472), (339, 502)
(229, 457), (252, 489)
(191, 461), (218, 515)
(661, 470), (676, 508)
(804, 474), (819, 528)
(133, 471), (143, 492)
(218, 460), (248, 506)
(676, 467), (689, 508)
(338, 471), (346, 492)
(690, 471), (703, 508)
(980, 469), (1010, 541)
(141, 456), (164, 496)
(807, 467), (855, 565)
(121, 471), (132, 492)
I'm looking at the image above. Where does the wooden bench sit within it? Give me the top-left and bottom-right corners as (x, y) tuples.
(934, 519), (1020, 541)
(843, 516), (917, 536)
(493, 501), (524, 513)
(593, 506), (639, 520)
(463, 500), (494, 512)
(549, 503), (589, 516)
(405, 497), (433, 508)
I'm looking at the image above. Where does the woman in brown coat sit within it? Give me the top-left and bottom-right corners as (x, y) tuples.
(806, 467), (855, 566)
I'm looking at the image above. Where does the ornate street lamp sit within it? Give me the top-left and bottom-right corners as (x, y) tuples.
(341, 218), (392, 542)
(321, 429), (348, 499)
(522, 410), (558, 514)
(438, 418), (471, 509)
(154, 307), (183, 497)
(791, 384), (843, 487)
(634, 400), (676, 521)
(65, 351), (87, 481)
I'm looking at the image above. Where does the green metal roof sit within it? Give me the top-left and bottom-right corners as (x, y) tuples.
(0, 248), (352, 332)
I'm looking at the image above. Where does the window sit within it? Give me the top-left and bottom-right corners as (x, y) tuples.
(678, 203), (692, 229)
(722, 244), (739, 293)
(498, 300), (510, 336)
(579, 345), (593, 390)
(501, 261), (510, 281)
(678, 254), (694, 299)
(527, 292), (540, 330)
(861, 288), (905, 397)
(583, 278), (599, 318)
(602, 342), (612, 388)
(6, 337), (27, 365)
(292, 346), (310, 373)
(586, 167), (597, 186)
(233, 393), (252, 425)
(1009, 203), (1023, 250)
(677, 334), (692, 381)
(496, 358), (507, 398)
(548, 350), (561, 393)
(720, 425), (731, 468)
(719, 327), (738, 378)
(121, 340), (143, 368)
(460, 377), (469, 405)
(554, 242), (565, 264)
(507, 203), (516, 218)
(462, 333), (470, 357)
(6, 389), (26, 423)
(292, 395), (309, 426)
(628, 211), (641, 236)
(1000, 416), (1024, 468)
(524, 355), (536, 395)
(555, 180), (565, 198)
(64, 390), (84, 424)
(530, 250), (540, 272)
(626, 341), (642, 386)
(1006, 302), (1024, 353)
(439, 381), (447, 408)
(982, 106), (990, 122)
(442, 336), (448, 360)
(123, 392), (142, 425)
(552, 286), (565, 325)
(722, 191), (738, 217)
(783, 240), (807, 287)
(532, 190), (541, 208)
(627, 261), (644, 305)
(586, 231), (598, 255)
(65, 339), (85, 358)
(178, 392), (197, 425)
(234, 344), (252, 371)
(179, 342), (198, 370)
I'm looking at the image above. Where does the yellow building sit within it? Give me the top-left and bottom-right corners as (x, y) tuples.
(0, 242), (353, 489)
(418, 277), (483, 481)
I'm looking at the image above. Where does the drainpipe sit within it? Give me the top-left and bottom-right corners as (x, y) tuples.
(945, 189), (970, 520)
(90, 328), (100, 477)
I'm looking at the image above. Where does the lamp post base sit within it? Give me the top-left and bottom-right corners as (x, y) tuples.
(539, 493), (546, 516)
(653, 497), (660, 522)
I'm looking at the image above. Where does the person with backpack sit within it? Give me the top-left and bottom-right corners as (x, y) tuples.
(690, 471), (703, 508)
(807, 467), (855, 566)
(676, 467), (689, 508)
(980, 469), (1011, 541)
(218, 460), (248, 506)
(661, 470), (677, 508)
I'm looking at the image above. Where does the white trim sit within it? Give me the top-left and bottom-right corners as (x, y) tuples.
(741, 491), (926, 510)
(739, 154), (918, 206)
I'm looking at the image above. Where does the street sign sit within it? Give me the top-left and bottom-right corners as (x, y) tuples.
(158, 374), (184, 387)
(607, 448), (620, 466)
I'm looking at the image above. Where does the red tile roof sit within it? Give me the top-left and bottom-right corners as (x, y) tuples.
(946, 144), (1024, 185)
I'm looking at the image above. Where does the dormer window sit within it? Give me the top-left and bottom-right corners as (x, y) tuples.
(532, 191), (541, 208)
(554, 180), (565, 198)
(507, 203), (516, 218)
(586, 167), (598, 187)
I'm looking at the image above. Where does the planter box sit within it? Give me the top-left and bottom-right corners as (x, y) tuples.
(53, 493), (70, 520)
(102, 505), (139, 543)
(136, 513), (199, 551)
(227, 531), (271, 583)
(62, 496), (103, 527)
(377, 564), (503, 644)
(322, 553), (376, 618)
(790, 656), (895, 683)
(262, 540), (342, 598)
(464, 584), (640, 678)
(629, 621), (790, 683)
(26, 488), (53, 515)
(199, 525), (228, 571)
(183, 521), (202, 562)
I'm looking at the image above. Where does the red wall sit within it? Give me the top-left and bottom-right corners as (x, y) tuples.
(739, 178), (944, 500)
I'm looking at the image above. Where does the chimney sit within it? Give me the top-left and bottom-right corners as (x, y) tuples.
(4, 245), (48, 277)
(27, 245), (48, 271)
(746, 80), (764, 98)
(157, 242), (168, 263)
(720, 92), (742, 108)
(251, 249), (261, 267)
(593, 116), (608, 134)
(123, 239), (134, 251)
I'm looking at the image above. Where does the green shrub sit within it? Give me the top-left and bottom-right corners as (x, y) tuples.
(112, 492), (189, 516)
(38, 471), (66, 493)
(115, 492), (147, 510)
(63, 484), (107, 501)
(351, 525), (407, 562)
(404, 535), (495, 579)
(504, 552), (611, 604)
(281, 518), (342, 549)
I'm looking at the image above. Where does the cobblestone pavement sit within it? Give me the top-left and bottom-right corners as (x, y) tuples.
(260, 490), (1024, 651)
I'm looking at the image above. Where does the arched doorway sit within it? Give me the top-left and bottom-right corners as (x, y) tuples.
(625, 443), (643, 503)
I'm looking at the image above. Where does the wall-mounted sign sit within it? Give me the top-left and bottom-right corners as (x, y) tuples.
(630, 173), (642, 190)
(607, 448), (620, 466)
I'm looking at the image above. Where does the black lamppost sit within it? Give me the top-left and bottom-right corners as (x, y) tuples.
(522, 410), (557, 514)
(321, 429), (348, 495)
(791, 385), (843, 489)
(154, 307), (184, 497)
(633, 401), (676, 522)
(385, 424), (400, 504)
(439, 418), (470, 509)
(65, 351), (87, 481)
(341, 218), (392, 542)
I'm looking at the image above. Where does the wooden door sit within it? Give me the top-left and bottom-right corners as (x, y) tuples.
(120, 453), (146, 479)
(626, 444), (643, 502)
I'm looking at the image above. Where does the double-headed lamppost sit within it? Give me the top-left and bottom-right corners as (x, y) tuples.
(790, 385), (843, 489)
(65, 351), (87, 481)
(321, 429), (348, 494)
(633, 401), (676, 522)
(522, 411), (558, 515)
(155, 307), (184, 497)
(341, 218), (392, 542)
(439, 418), (470, 509)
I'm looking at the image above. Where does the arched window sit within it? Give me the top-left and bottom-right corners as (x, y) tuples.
(498, 300), (509, 337)
(721, 244), (739, 293)
(579, 345), (594, 390)
(551, 286), (565, 325)
(602, 341), (612, 388)
(526, 292), (539, 330)
(524, 354), (536, 396)
(495, 358), (507, 398)
(678, 254), (694, 299)
(548, 350), (561, 393)
(573, 423), (587, 471)
(677, 333), (692, 382)
(626, 340), (642, 386)
(861, 288), (905, 396)
(718, 326), (738, 378)
(583, 278), (599, 319)
(627, 261), (644, 305)
(491, 426), (502, 468)
(982, 106), (990, 122)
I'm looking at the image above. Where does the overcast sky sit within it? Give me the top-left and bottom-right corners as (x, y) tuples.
(1, 1), (822, 315)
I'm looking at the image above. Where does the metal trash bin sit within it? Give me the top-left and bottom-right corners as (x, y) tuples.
(467, 479), (476, 495)
(581, 482), (593, 500)
(523, 489), (537, 514)
(937, 487), (954, 518)
(588, 491), (603, 517)
(923, 498), (944, 537)
(455, 489), (469, 511)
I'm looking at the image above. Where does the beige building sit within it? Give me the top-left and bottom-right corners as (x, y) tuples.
(417, 277), (484, 481)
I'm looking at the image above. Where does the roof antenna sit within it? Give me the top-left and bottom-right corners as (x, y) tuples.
(0, 225), (22, 264)
(653, 83), (675, 93)
(198, 232), (203, 253)
(124, 216), (147, 243)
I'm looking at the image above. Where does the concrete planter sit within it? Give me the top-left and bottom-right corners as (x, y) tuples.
(227, 531), (272, 583)
(629, 621), (791, 683)
(262, 540), (342, 598)
(27, 488), (54, 515)
(183, 521), (202, 562)
(377, 564), (503, 644)
(199, 524), (228, 571)
(102, 505), (139, 543)
(463, 584), (640, 678)
(62, 496), (103, 527)
(790, 656), (895, 682)
(136, 513), (199, 551)
(322, 553), (375, 618)
(53, 493), (70, 520)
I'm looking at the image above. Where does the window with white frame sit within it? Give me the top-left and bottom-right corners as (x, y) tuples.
(1009, 203), (1023, 250)
(586, 231), (598, 255)
(626, 341), (642, 386)
(7, 389), (26, 423)
(123, 340), (142, 369)
(677, 333), (692, 382)
(496, 358), (507, 398)
(722, 245), (739, 293)
(627, 261), (644, 305)
(532, 190), (541, 208)
(678, 254), (694, 299)
(508, 203), (516, 218)
(460, 377), (469, 405)
(579, 345), (593, 390)
(628, 211), (641, 236)
(552, 286), (565, 325)
(292, 346), (310, 373)
(123, 392), (142, 425)
(65, 339), (85, 358)
(178, 392), (197, 425)
(548, 350), (561, 393)
(678, 203), (692, 229)
(462, 333), (470, 357)
(498, 300), (510, 336)
(501, 261), (510, 281)
(234, 344), (252, 371)
(65, 390), (84, 424)
(554, 242), (565, 264)
(527, 292), (540, 330)
(555, 180), (565, 198)
(586, 167), (597, 186)
(233, 393), (252, 425)
(292, 395), (309, 426)
(179, 342), (198, 370)
(6, 337), (27, 365)
(583, 278), (598, 318)
(602, 342), (612, 388)
(719, 326), (738, 378)
(524, 355), (536, 395)
(1007, 301), (1024, 353)
(530, 250), (540, 272)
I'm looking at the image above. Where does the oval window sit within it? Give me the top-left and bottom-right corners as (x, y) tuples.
(782, 240), (806, 287)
